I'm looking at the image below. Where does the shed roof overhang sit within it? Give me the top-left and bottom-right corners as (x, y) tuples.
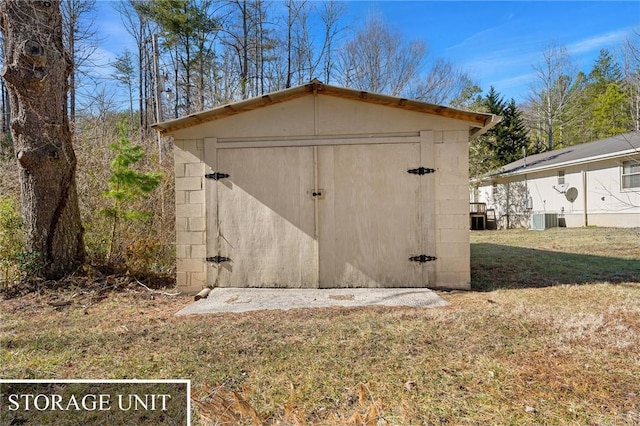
(152, 79), (500, 137)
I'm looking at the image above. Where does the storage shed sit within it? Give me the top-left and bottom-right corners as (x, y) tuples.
(153, 80), (499, 293)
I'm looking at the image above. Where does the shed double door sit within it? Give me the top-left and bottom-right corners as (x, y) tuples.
(212, 142), (429, 288)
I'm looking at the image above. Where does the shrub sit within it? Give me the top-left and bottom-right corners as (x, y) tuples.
(0, 133), (13, 159)
(0, 195), (25, 286)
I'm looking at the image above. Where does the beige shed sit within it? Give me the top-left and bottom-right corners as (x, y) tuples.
(153, 80), (499, 294)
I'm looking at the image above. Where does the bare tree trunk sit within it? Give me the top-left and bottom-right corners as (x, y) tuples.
(62, 0), (97, 125)
(530, 44), (575, 151)
(241, 0), (249, 98)
(116, 0), (147, 130)
(66, 7), (75, 122)
(0, 0), (85, 279)
(285, 0), (292, 88)
(318, 1), (345, 85)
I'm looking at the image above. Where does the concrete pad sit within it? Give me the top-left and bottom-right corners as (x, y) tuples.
(175, 288), (449, 315)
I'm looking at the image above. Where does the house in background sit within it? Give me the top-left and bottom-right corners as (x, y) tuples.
(154, 79), (499, 294)
(474, 132), (640, 229)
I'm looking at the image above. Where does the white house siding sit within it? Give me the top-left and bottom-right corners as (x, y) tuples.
(477, 155), (640, 228)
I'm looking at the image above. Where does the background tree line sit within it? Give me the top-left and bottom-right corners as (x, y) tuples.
(4, 1), (639, 167)
(468, 45), (640, 180)
(108, 0), (480, 124)
(0, 0), (639, 284)
(59, 0), (640, 178)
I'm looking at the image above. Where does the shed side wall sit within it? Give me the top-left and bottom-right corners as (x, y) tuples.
(434, 130), (471, 288)
(174, 139), (207, 290)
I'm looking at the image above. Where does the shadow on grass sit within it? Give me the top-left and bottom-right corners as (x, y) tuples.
(471, 243), (640, 291)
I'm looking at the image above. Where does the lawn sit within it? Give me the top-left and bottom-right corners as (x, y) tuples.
(1, 227), (639, 425)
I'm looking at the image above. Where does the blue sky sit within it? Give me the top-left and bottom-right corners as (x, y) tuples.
(346, 1), (639, 101)
(95, 1), (640, 105)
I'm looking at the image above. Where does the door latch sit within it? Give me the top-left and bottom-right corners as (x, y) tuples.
(309, 189), (324, 199)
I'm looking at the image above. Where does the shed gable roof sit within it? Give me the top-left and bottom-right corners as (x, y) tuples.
(152, 79), (499, 137)
(491, 132), (640, 179)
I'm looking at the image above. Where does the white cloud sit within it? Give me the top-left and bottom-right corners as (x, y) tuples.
(567, 28), (632, 55)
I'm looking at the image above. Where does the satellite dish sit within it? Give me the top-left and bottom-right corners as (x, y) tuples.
(565, 187), (578, 203)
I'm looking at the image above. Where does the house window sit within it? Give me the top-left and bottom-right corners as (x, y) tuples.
(557, 170), (565, 185)
(622, 160), (640, 189)
(492, 182), (498, 197)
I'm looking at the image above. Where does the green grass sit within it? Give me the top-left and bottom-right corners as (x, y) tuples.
(471, 227), (640, 290)
(1, 227), (639, 425)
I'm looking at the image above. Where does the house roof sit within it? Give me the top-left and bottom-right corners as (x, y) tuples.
(488, 132), (640, 179)
(152, 79), (500, 137)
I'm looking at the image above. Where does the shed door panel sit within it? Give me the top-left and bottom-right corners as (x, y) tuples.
(216, 147), (317, 288)
(318, 143), (424, 288)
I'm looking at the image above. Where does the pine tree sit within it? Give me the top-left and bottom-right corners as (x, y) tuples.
(136, 0), (218, 114)
(497, 99), (530, 164)
(561, 71), (594, 145)
(586, 50), (631, 138)
(584, 49), (632, 139)
(112, 49), (136, 127)
(482, 87), (508, 163)
(470, 87), (530, 180)
(483, 86), (505, 115)
(485, 90), (530, 165)
(469, 87), (504, 180)
(592, 83), (633, 138)
(589, 49), (623, 91)
(101, 123), (162, 260)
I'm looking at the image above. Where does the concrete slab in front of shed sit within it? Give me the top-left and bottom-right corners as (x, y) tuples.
(175, 288), (449, 315)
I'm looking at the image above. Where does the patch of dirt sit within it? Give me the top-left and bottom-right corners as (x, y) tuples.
(1, 263), (180, 314)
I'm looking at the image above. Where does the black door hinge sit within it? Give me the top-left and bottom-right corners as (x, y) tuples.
(408, 167), (436, 175)
(205, 172), (230, 180)
(207, 255), (231, 263)
(409, 254), (437, 263)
